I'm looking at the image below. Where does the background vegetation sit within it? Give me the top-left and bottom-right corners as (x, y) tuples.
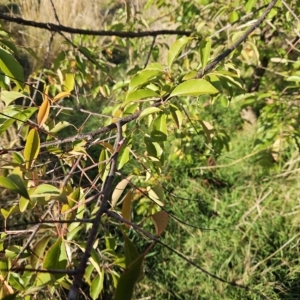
(0, 0), (300, 299)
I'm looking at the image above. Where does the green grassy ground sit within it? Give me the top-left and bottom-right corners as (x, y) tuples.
(137, 118), (300, 300)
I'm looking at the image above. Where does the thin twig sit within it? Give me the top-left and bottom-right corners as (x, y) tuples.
(49, 0), (61, 25)
(144, 36), (156, 68)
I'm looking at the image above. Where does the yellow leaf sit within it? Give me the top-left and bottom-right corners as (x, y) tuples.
(63, 73), (75, 92)
(53, 91), (71, 103)
(37, 99), (50, 127)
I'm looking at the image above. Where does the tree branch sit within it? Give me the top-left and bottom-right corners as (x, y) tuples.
(0, 13), (192, 38)
(198, 0), (278, 77)
(68, 122), (123, 300)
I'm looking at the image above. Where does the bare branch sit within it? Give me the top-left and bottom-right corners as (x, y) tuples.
(0, 13), (192, 38)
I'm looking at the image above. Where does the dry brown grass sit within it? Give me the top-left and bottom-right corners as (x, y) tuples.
(0, 0), (179, 73)
(13, 0), (113, 70)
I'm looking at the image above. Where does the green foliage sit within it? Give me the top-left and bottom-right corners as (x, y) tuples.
(0, 0), (299, 299)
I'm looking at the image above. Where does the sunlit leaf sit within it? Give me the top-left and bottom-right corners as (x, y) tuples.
(1, 206), (19, 220)
(19, 196), (29, 212)
(111, 175), (134, 208)
(168, 37), (193, 69)
(37, 98), (50, 127)
(118, 146), (130, 170)
(90, 272), (104, 300)
(63, 73), (75, 92)
(229, 11), (239, 23)
(0, 174), (30, 200)
(152, 113), (167, 135)
(138, 107), (161, 120)
(35, 272), (53, 287)
(0, 48), (24, 90)
(169, 79), (219, 98)
(98, 149), (110, 181)
(43, 238), (67, 279)
(0, 91), (26, 107)
(53, 91), (71, 102)
(199, 38), (211, 70)
(169, 104), (183, 129)
(30, 235), (51, 269)
(49, 121), (71, 133)
(129, 69), (164, 92)
(124, 89), (159, 105)
(148, 185), (164, 206)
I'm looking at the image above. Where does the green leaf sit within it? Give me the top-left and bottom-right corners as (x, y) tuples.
(99, 149), (110, 181)
(121, 190), (133, 227)
(43, 238), (67, 279)
(54, 51), (66, 70)
(144, 136), (164, 158)
(24, 129), (40, 170)
(31, 235), (52, 269)
(12, 152), (24, 164)
(90, 271), (104, 300)
(182, 70), (198, 80)
(19, 196), (29, 212)
(123, 233), (140, 267)
(35, 272), (53, 287)
(0, 116), (15, 136)
(124, 89), (159, 105)
(0, 47), (24, 90)
(128, 69), (164, 92)
(1, 206), (19, 220)
(0, 174), (30, 200)
(1, 91), (26, 107)
(169, 79), (219, 98)
(152, 113), (167, 135)
(14, 107), (38, 128)
(138, 107), (161, 120)
(169, 104), (183, 129)
(79, 46), (96, 62)
(9, 272), (25, 291)
(114, 254), (144, 300)
(118, 146), (130, 170)
(49, 121), (71, 133)
(168, 37), (193, 69)
(148, 185), (164, 206)
(31, 184), (60, 197)
(0, 256), (10, 277)
(286, 76), (300, 82)
(199, 39), (211, 70)
(229, 11), (239, 23)
(245, 0), (255, 12)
